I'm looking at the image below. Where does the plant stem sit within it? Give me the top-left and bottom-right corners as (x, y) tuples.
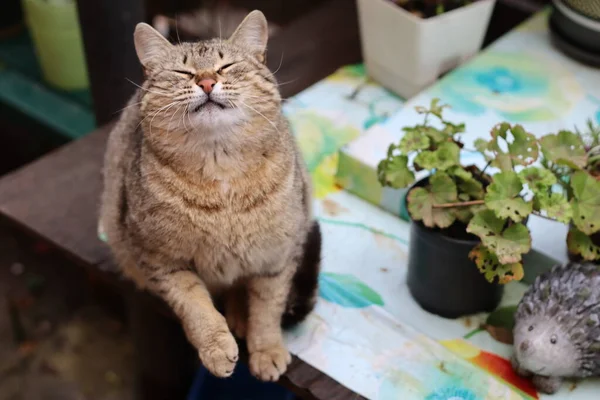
(480, 160), (492, 177)
(531, 211), (559, 222)
(431, 200), (561, 223)
(463, 327), (484, 340)
(432, 200), (485, 208)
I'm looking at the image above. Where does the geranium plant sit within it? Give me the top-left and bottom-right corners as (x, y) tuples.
(377, 99), (600, 284)
(540, 119), (600, 261)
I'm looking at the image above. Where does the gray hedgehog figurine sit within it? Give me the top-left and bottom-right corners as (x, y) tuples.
(511, 262), (600, 394)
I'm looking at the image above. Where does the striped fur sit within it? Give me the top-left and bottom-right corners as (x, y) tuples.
(99, 11), (320, 382)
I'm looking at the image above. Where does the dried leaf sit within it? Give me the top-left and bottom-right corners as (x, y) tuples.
(484, 325), (514, 345)
(567, 226), (600, 261)
(467, 210), (531, 264)
(469, 244), (525, 284)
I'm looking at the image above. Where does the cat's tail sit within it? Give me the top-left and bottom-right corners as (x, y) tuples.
(281, 221), (322, 329)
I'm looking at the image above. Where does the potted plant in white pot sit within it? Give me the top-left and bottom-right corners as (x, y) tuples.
(356, 0), (496, 99)
(377, 99), (575, 318)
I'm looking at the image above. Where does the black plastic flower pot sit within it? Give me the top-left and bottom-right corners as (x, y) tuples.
(403, 179), (504, 319)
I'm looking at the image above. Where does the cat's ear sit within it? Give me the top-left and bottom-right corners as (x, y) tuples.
(134, 22), (173, 69)
(229, 10), (268, 63)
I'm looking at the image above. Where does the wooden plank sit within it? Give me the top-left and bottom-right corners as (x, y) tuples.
(0, 124), (112, 267)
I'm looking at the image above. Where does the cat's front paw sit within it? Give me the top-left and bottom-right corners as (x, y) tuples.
(532, 375), (562, 394)
(198, 331), (239, 378)
(249, 343), (292, 381)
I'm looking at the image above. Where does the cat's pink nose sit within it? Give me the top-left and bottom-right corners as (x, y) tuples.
(198, 78), (216, 94)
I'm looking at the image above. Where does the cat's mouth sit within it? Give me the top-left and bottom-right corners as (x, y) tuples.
(192, 99), (226, 113)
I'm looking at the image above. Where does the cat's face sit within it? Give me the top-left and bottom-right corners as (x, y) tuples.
(133, 11), (279, 135)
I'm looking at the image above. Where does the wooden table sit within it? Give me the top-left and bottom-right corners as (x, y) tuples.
(0, 1), (365, 399)
(0, 0), (549, 397)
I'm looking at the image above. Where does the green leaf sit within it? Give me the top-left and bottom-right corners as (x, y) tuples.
(399, 130), (431, 154)
(536, 192), (572, 223)
(488, 123), (539, 171)
(442, 121), (465, 136)
(319, 273), (384, 308)
(428, 98), (448, 120)
(453, 205), (486, 224)
(474, 138), (491, 159)
(423, 127), (450, 144)
(467, 210), (531, 264)
(570, 171), (600, 235)
(484, 305), (518, 344)
(567, 227), (600, 261)
(407, 172), (457, 228)
(518, 167), (557, 194)
(486, 305), (518, 331)
(377, 155), (415, 189)
(447, 166), (472, 181)
(485, 171), (532, 222)
(447, 166), (485, 199)
(414, 142), (460, 171)
(469, 245), (525, 284)
(540, 130), (587, 169)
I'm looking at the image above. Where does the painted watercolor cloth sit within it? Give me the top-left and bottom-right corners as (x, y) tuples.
(282, 64), (404, 198)
(279, 30), (599, 400)
(337, 10), (600, 264)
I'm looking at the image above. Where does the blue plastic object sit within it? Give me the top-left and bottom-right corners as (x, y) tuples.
(187, 362), (296, 400)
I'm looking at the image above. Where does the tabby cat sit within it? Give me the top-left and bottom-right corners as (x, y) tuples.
(99, 10), (321, 381)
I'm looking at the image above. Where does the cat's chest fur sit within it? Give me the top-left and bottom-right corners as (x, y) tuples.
(128, 141), (303, 289)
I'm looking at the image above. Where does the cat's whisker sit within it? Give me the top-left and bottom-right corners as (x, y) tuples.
(113, 101), (144, 115)
(270, 52), (284, 77)
(176, 104), (190, 135)
(147, 101), (180, 135)
(236, 100), (279, 133)
(126, 78), (170, 96)
(183, 103), (194, 134)
(275, 79), (298, 88)
(174, 16), (182, 46)
(167, 103), (185, 134)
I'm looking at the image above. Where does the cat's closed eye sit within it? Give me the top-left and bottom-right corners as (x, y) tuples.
(172, 70), (195, 78)
(217, 63), (235, 74)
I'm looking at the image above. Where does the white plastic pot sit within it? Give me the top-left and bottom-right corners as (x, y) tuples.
(356, 0), (496, 99)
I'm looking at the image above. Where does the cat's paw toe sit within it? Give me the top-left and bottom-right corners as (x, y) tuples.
(198, 331), (239, 378)
(249, 344), (291, 382)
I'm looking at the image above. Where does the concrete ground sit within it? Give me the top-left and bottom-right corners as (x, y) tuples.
(0, 219), (135, 400)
